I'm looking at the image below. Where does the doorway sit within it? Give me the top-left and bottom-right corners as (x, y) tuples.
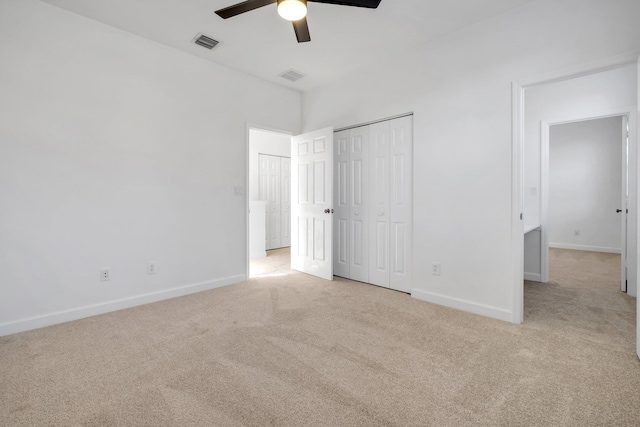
(542, 115), (630, 292)
(511, 54), (640, 356)
(247, 126), (336, 281)
(247, 126), (293, 278)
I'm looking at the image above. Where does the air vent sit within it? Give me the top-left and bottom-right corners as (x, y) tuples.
(193, 34), (219, 50)
(279, 69), (307, 82)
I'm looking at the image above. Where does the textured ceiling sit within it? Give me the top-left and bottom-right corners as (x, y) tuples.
(40, 0), (535, 92)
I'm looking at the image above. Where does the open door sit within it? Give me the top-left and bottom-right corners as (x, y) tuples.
(621, 115), (629, 293)
(291, 127), (334, 280)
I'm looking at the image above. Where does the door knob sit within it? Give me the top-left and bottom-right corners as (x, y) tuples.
(616, 209), (622, 213)
(378, 212), (385, 216)
(324, 208), (330, 214)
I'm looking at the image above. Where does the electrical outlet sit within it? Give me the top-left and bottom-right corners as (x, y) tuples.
(432, 262), (441, 276)
(147, 262), (156, 275)
(100, 268), (110, 282)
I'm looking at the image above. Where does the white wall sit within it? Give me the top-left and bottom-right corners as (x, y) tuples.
(248, 129), (291, 201)
(0, 0), (300, 335)
(524, 65), (636, 227)
(301, 0), (640, 321)
(549, 117), (623, 252)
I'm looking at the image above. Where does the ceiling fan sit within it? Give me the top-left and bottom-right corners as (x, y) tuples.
(215, 0), (382, 43)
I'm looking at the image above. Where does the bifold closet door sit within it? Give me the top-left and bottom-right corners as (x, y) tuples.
(281, 157), (291, 247)
(368, 121), (391, 288)
(334, 130), (350, 278)
(334, 116), (412, 291)
(349, 126), (370, 282)
(389, 116), (412, 292)
(259, 154), (291, 250)
(333, 127), (369, 282)
(259, 154), (282, 250)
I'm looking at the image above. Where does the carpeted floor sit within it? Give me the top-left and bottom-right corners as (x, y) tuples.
(0, 248), (638, 426)
(548, 247), (621, 292)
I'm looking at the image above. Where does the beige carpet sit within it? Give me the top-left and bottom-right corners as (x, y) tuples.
(1, 248), (638, 426)
(548, 247), (622, 292)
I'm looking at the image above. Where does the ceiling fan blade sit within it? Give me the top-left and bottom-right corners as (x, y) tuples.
(215, 0), (277, 19)
(292, 18), (311, 43)
(308, 0), (381, 8)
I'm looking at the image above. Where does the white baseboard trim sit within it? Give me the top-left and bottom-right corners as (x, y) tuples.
(549, 243), (621, 254)
(411, 289), (514, 323)
(524, 273), (543, 282)
(0, 274), (246, 337)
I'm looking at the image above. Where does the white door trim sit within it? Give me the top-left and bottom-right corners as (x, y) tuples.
(540, 107), (636, 286)
(511, 82), (525, 324)
(511, 52), (639, 325)
(636, 54), (640, 359)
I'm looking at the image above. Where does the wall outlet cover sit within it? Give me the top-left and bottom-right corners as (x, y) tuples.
(432, 262), (441, 276)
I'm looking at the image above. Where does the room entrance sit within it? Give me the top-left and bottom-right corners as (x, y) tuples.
(247, 127), (294, 278)
(513, 57), (640, 358)
(543, 114), (630, 292)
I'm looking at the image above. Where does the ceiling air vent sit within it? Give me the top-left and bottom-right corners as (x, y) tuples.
(193, 34), (219, 50)
(279, 69), (307, 82)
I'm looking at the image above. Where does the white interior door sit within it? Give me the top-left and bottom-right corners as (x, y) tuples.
(291, 127), (334, 280)
(621, 115), (629, 292)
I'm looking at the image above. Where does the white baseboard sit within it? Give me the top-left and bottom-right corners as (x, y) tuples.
(0, 274), (246, 337)
(411, 289), (514, 323)
(524, 272), (543, 282)
(549, 243), (621, 254)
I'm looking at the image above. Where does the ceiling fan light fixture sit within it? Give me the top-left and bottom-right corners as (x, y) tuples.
(277, 0), (307, 21)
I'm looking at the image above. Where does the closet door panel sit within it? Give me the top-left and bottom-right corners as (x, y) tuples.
(281, 158), (291, 247)
(259, 155), (273, 249)
(368, 121), (391, 288)
(267, 156), (282, 250)
(349, 126), (370, 283)
(334, 130), (350, 278)
(389, 116), (413, 292)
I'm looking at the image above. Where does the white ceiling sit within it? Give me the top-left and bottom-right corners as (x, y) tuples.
(40, 0), (535, 92)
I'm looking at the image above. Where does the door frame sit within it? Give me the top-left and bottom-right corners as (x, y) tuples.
(245, 123), (294, 279)
(540, 109), (635, 288)
(511, 52), (639, 325)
